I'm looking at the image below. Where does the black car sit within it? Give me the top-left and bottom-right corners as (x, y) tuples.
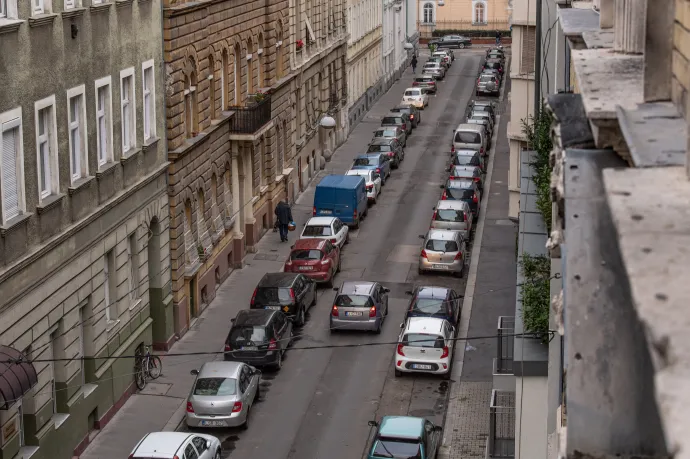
(250, 272), (317, 326)
(448, 150), (484, 172)
(483, 59), (505, 76)
(429, 34), (472, 49)
(391, 105), (421, 128)
(441, 179), (481, 217)
(467, 101), (496, 123)
(224, 309), (293, 370)
(367, 138), (404, 168)
(449, 165), (484, 192)
(404, 286), (462, 326)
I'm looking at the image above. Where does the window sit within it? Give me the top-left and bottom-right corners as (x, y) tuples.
(64, 0), (79, 9)
(473, 1), (487, 24)
(120, 68), (136, 154)
(184, 444), (199, 459)
(257, 33), (264, 89)
(33, 0), (43, 14)
(246, 38), (254, 97)
(104, 250), (115, 322)
(233, 44), (241, 105)
(35, 96), (59, 201)
(48, 329), (58, 414)
(207, 55), (216, 120)
(1, 108), (25, 225)
(184, 58), (199, 138)
(520, 26), (537, 74)
(0, 0), (7, 17)
(128, 233), (139, 302)
(142, 60), (156, 141)
(423, 2), (434, 23)
(95, 76), (113, 168)
(67, 85), (88, 183)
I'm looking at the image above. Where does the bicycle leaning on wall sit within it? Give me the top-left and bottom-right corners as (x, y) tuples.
(134, 345), (163, 390)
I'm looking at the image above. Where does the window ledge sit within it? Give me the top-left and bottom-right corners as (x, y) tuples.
(36, 193), (65, 215)
(282, 167), (294, 177)
(142, 136), (160, 153)
(83, 383), (98, 398)
(120, 148), (142, 165)
(129, 298), (142, 311)
(260, 185), (269, 196)
(1, 212), (32, 238)
(68, 176), (95, 196)
(106, 319), (121, 333)
(116, 0), (134, 8)
(96, 161), (118, 179)
(29, 13), (57, 28)
(275, 174), (285, 183)
(90, 2), (112, 13)
(0, 19), (23, 35)
(19, 447), (39, 459)
(52, 413), (70, 429)
(61, 7), (86, 19)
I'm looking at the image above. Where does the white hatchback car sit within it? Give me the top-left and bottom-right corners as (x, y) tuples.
(401, 88), (429, 110)
(346, 169), (382, 203)
(129, 432), (222, 459)
(395, 317), (455, 379)
(300, 216), (349, 248)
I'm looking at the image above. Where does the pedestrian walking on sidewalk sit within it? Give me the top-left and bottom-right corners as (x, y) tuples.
(411, 55), (418, 74)
(495, 30), (501, 46)
(274, 200), (293, 242)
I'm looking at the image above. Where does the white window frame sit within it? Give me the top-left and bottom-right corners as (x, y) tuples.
(0, 107), (26, 225)
(33, 0), (44, 15)
(0, 0), (7, 18)
(95, 76), (114, 169)
(127, 233), (138, 301)
(64, 0), (78, 9)
(104, 252), (112, 322)
(141, 59), (156, 141)
(34, 95), (59, 202)
(119, 67), (137, 156)
(67, 85), (88, 184)
(473, 0), (487, 24)
(423, 2), (434, 24)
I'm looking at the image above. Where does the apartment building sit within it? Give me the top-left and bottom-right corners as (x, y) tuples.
(0, 0), (169, 458)
(346, 0), (384, 128)
(418, 0), (510, 38)
(164, 0), (349, 343)
(383, 0), (409, 85)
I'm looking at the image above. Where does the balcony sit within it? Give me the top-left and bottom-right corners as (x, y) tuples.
(493, 316), (515, 391)
(229, 96), (272, 135)
(488, 390), (515, 458)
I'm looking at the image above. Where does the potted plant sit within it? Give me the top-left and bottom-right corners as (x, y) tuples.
(197, 245), (207, 260)
(296, 39), (304, 51)
(253, 90), (268, 103)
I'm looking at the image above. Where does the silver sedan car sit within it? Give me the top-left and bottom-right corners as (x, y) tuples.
(418, 229), (467, 277)
(186, 361), (261, 429)
(329, 281), (390, 333)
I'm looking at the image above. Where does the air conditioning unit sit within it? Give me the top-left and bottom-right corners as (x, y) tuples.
(438, 0), (445, 5)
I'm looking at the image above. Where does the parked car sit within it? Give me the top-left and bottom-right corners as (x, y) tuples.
(466, 114), (493, 145)
(412, 75), (438, 94)
(452, 123), (488, 156)
(284, 238), (341, 286)
(366, 416), (442, 459)
(486, 51), (505, 63)
(440, 178), (481, 217)
(404, 285), (462, 326)
(430, 200), (474, 241)
(373, 125), (407, 146)
(467, 100), (496, 122)
(390, 105), (421, 128)
(330, 281), (390, 333)
(250, 272), (316, 326)
(224, 309), (293, 369)
(422, 62), (445, 80)
(449, 150), (485, 173)
(476, 73), (500, 96)
(129, 433), (222, 459)
(481, 68), (502, 83)
(418, 229), (467, 277)
(351, 153), (392, 183)
(486, 47), (505, 59)
(440, 48), (455, 61)
(468, 110), (494, 135)
(426, 56), (448, 70)
(367, 138), (404, 168)
(185, 361), (260, 429)
(429, 34), (472, 49)
(401, 87), (429, 110)
(395, 317), (456, 378)
(449, 164), (484, 192)
(483, 58), (505, 76)
(313, 175), (369, 228)
(432, 51), (452, 66)
(345, 168), (382, 203)
(300, 216), (349, 248)
(381, 112), (412, 135)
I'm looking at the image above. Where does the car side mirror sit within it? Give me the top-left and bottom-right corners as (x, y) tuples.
(404, 290), (413, 296)
(418, 234), (425, 239)
(231, 318), (236, 322)
(368, 420), (379, 427)
(384, 287), (390, 293)
(332, 287), (339, 292)
(439, 184), (445, 189)
(190, 369), (199, 376)
(400, 323), (405, 329)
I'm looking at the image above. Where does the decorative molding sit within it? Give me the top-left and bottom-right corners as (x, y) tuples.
(115, 0), (134, 8)
(67, 176), (95, 196)
(142, 136), (160, 154)
(36, 194), (65, 215)
(246, 53), (253, 60)
(61, 7), (86, 18)
(90, 2), (112, 13)
(0, 213), (32, 238)
(95, 161), (118, 179)
(0, 20), (23, 35)
(28, 13), (57, 28)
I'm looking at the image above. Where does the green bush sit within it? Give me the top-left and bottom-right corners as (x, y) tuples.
(519, 254), (550, 336)
(521, 106), (553, 233)
(431, 29), (511, 38)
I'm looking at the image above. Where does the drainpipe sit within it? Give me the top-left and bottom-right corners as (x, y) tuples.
(534, 0), (542, 116)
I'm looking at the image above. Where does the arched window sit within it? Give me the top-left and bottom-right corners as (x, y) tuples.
(208, 54), (216, 120)
(233, 43), (241, 106)
(276, 22), (284, 78)
(221, 49), (229, 109)
(184, 198), (195, 264)
(185, 58), (199, 138)
(246, 37), (254, 97)
(423, 2), (434, 24)
(257, 33), (265, 89)
(223, 169), (233, 221)
(198, 188), (206, 222)
(473, 1), (486, 24)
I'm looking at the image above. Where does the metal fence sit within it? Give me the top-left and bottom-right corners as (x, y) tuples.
(489, 390), (516, 458)
(496, 316), (515, 374)
(229, 96), (272, 134)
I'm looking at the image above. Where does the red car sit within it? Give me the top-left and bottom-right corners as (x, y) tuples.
(284, 238), (341, 286)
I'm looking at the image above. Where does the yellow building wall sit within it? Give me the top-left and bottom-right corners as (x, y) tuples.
(433, 0), (510, 30)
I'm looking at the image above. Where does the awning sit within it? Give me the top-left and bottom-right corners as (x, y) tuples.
(0, 346), (38, 410)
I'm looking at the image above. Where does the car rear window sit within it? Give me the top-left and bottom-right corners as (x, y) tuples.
(426, 239), (459, 252)
(375, 129), (397, 137)
(335, 294), (373, 308)
(402, 333), (445, 348)
(446, 187), (474, 200)
(423, 63), (437, 68)
(193, 378), (237, 396)
(228, 325), (268, 346)
(290, 249), (324, 261)
(454, 131), (481, 143)
(454, 155), (478, 166)
(415, 77), (433, 83)
(368, 144), (391, 153)
(382, 117), (403, 125)
(373, 440), (422, 459)
(354, 157), (377, 166)
(405, 90), (420, 96)
(486, 62), (501, 69)
(435, 209), (465, 222)
(255, 287), (292, 304)
(412, 298), (446, 316)
(303, 225), (332, 236)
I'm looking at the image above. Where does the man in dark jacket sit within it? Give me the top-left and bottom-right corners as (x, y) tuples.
(274, 200), (293, 242)
(411, 55), (418, 73)
(495, 31), (501, 46)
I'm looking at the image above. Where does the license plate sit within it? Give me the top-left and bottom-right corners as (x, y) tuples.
(241, 346), (258, 351)
(201, 420), (227, 427)
(321, 210), (333, 215)
(265, 306), (281, 310)
(412, 364), (433, 370)
(345, 311), (363, 317)
(299, 266), (314, 271)
(432, 264), (450, 270)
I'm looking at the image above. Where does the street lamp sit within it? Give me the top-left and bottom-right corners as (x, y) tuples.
(404, 42), (414, 50)
(318, 114), (337, 168)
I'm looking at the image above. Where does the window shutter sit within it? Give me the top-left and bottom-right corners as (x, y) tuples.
(520, 26), (536, 75)
(2, 127), (20, 220)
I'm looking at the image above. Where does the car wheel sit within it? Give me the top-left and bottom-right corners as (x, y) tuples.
(375, 323), (382, 334)
(337, 256), (342, 272)
(241, 409), (250, 430)
(353, 218), (360, 229)
(274, 350), (283, 370)
(443, 368), (452, 380)
(215, 450), (221, 459)
(345, 232), (350, 245)
(297, 307), (306, 326)
(458, 43), (465, 49)
(326, 271), (334, 288)
(395, 369), (403, 377)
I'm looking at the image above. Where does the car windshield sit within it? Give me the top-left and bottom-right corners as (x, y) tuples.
(454, 131), (481, 143)
(382, 117), (403, 125)
(435, 209), (465, 222)
(426, 239), (459, 252)
(411, 297), (447, 316)
(303, 225), (332, 236)
(403, 333), (446, 348)
(404, 90), (421, 96)
(486, 62), (501, 69)
(255, 287), (292, 304)
(368, 144), (391, 153)
(290, 249), (324, 261)
(375, 129), (397, 137)
(479, 75), (496, 83)
(454, 155), (478, 166)
(193, 377), (237, 396)
(446, 186), (474, 200)
(372, 439), (422, 459)
(228, 325), (268, 346)
(354, 157), (378, 166)
(335, 294), (373, 307)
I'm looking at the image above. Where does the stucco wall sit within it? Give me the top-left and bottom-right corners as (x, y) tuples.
(515, 376), (548, 459)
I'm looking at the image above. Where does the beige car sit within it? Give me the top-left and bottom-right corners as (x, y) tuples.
(418, 229), (467, 277)
(430, 200), (473, 240)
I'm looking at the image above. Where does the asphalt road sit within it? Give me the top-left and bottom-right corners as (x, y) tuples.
(179, 51), (485, 459)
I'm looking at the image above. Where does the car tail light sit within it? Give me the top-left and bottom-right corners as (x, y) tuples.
(366, 185), (373, 191)
(451, 145), (455, 152)
(449, 175), (456, 180)
(397, 344), (405, 356)
(224, 343), (232, 352)
(369, 305), (377, 318)
(329, 238), (337, 244)
(474, 177), (480, 182)
(430, 81), (435, 85)
(186, 402), (194, 413)
(420, 249), (428, 259)
(410, 114), (415, 120)
(268, 338), (278, 350)
(290, 289), (296, 300)
(473, 194), (478, 203)
(441, 346), (449, 359)
(353, 209), (358, 220)
(250, 288), (257, 306)
(313, 206), (316, 216)
(412, 81), (419, 86)
(432, 210), (437, 220)
(331, 305), (339, 316)
(375, 168), (381, 174)
(454, 251), (463, 261)
(441, 191), (447, 200)
(232, 402), (243, 413)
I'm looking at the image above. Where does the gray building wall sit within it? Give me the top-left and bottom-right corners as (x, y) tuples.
(540, 0), (566, 98)
(0, 1), (170, 458)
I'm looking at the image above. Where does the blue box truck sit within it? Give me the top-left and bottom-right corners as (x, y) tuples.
(313, 175), (369, 228)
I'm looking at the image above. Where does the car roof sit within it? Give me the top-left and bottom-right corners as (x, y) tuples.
(306, 216), (336, 226)
(415, 286), (453, 299)
(339, 281), (376, 295)
(470, 110), (490, 116)
(317, 174), (365, 188)
(134, 433), (195, 458)
(198, 361), (243, 379)
(258, 272), (300, 287)
(404, 87), (422, 91)
(436, 200), (469, 210)
(471, 100), (495, 106)
(447, 179), (474, 188)
(346, 169), (372, 177)
(404, 317), (447, 334)
(358, 153), (383, 159)
(451, 165), (481, 175)
(234, 308), (276, 326)
(454, 123), (484, 133)
(378, 416), (425, 439)
(293, 238), (328, 250)
(415, 75), (434, 80)
(370, 138), (394, 145)
(384, 112), (404, 118)
(486, 59), (503, 64)
(391, 105), (412, 111)
(427, 229), (460, 240)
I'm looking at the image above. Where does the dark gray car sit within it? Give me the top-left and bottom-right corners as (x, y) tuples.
(373, 126), (407, 147)
(381, 112), (412, 135)
(391, 105), (421, 128)
(330, 281), (390, 333)
(367, 138), (404, 168)
(429, 34), (472, 49)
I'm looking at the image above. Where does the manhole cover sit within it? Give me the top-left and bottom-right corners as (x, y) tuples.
(253, 253), (279, 261)
(139, 383), (172, 396)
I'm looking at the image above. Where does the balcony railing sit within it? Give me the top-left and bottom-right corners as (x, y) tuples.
(496, 316), (515, 374)
(229, 96), (272, 134)
(489, 390), (515, 458)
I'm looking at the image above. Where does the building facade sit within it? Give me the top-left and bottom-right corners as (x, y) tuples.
(346, 0), (384, 128)
(0, 0), (169, 458)
(163, 0), (349, 344)
(418, 0), (510, 39)
(382, 0), (409, 85)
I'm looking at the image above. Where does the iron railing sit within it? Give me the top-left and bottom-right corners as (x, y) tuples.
(489, 390), (515, 458)
(229, 96), (272, 134)
(496, 316), (515, 374)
